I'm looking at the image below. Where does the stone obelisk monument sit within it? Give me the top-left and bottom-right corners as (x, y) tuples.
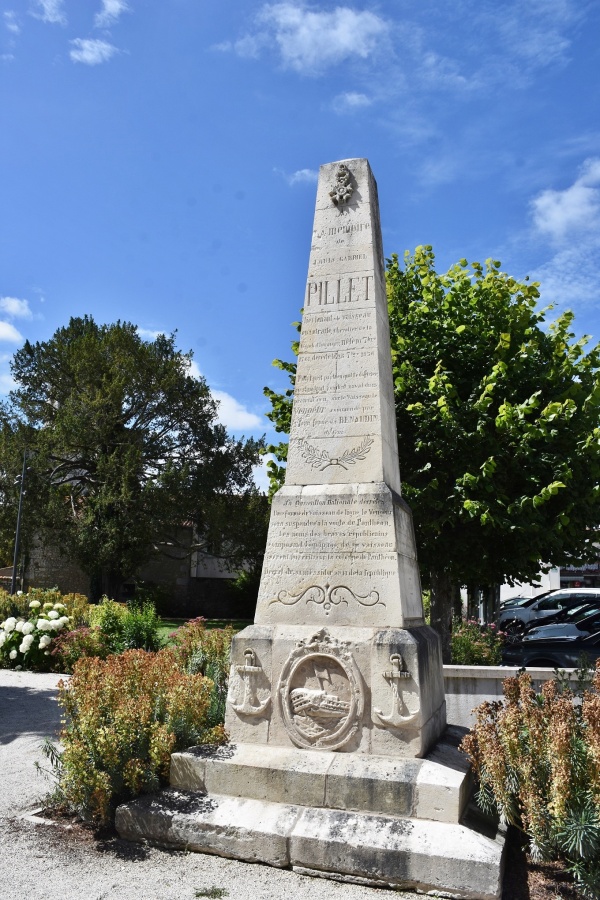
(117, 160), (505, 900)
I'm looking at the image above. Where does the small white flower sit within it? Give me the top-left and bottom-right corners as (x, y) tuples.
(21, 621), (34, 635)
(15, 621), (24, 632)
(3, 617), (16, 633)
(9, 649), (17, 659)
(44, 651), (50, 656)
(16, 590), (23, 596)
(48, 610), (59, 620)
(15, 665), (22, 670)
(38, 635), (52, 649)
(29, 600), (41, 609)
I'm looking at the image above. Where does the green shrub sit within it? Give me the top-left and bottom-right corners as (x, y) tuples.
(46, 649), (226, 825)
(451, 617), (504, 665)
(171, 618), (233, 728)
(461, 666), (600, 898)
(89, 597), (162, 653)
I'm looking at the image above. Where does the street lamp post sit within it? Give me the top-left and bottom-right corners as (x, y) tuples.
(10, 451), (27, 595)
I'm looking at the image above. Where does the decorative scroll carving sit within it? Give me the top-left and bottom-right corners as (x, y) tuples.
(373, 654), (419, 727)
(297, 436), (374, 471)
(329, 164), (354, 206)
(230, 648), (271, 717)
(270, 582), (384, 615)
(277, 629), (363, 750)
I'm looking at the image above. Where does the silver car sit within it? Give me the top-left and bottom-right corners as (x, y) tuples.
(498, 588), (600, 642)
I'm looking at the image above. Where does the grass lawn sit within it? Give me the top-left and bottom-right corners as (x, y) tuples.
(158, 618), (251, 645)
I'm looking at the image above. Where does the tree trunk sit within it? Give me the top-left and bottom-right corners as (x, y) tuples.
(430, 569), (453, 663)
(466, 584), (479, 621)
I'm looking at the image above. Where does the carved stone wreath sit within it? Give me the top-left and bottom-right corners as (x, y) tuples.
(277, 629), (363, 750)
(297, 436), (373, 471)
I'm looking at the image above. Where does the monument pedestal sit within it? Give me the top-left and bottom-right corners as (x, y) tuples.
(116, 159), (504, 897)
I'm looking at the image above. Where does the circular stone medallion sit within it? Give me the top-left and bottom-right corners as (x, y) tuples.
(277, 635), (363, 750)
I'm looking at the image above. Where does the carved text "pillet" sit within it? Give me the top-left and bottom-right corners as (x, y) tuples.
(306, 275), (374, 307)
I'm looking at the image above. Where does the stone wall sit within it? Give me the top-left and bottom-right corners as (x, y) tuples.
(444, 664), (561, 728)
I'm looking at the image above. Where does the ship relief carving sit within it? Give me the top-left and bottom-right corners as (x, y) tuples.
(229, 648), (271, 718)
(270, 582), (384, 615)
(373, 653), (420, 728)
(277, 629), (363, 750)
(329, 164), (354, 207)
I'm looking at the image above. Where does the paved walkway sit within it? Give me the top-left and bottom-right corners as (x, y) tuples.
(0, 670), (421, 900)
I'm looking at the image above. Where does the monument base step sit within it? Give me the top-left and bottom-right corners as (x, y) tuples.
(115, 789), (504, 900)
(169, 726), (471, 824)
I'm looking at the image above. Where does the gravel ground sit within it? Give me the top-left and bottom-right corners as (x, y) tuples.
(0, 670), (422, 900)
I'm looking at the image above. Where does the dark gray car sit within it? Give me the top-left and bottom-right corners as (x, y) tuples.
(498, 589), (600, 642)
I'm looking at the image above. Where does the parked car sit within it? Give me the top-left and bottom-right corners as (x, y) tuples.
(498, 589), (600, 642)
(523, 605), (600, 641)
(499, 590), (553, 611)
(502, 629), (600, 669)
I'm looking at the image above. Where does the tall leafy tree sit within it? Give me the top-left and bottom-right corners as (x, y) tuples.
(0, 316), (264, 598)
(265, 248), (600, 659)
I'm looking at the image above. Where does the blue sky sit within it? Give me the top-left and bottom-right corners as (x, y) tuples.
(2, 1), (599, 489)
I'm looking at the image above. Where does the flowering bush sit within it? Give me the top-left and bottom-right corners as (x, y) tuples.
(461, 667), (600, 898)
(50, 625), (111, 673)
(0, 600), (73, 671)
(0, 588), (89, 626)
(47, 649), (226, 824)
(451, 617), (505, 665)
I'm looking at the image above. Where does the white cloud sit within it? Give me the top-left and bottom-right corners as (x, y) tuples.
(213, 390), (263, 431)
(228, 3), (388, 75)
(0, 297), (32, 319)
(70, 38), (118, 65)
(252, 455), (273, 493)
(138, 327), (164, 340)
(94, 0), (129, 29)
(331, 91), (371, 114)
(31, 0), (66, 25)
(4, 11), (20, 34)
(0, 372), (16, 394)
(186, 359), (203, 380)
(282, 167), (318, 186)
(531, 157), (600, 242)
(0, 322), (23, 342)
(531, 241), (600, 314)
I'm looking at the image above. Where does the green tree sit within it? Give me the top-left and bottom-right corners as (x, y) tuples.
(0, 316), (264, 599)
(264, 248), (600, 660)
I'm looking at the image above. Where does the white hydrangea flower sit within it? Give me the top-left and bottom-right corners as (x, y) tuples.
(36, 618), (51, 631)
(21, 621), (34, 635)
(9, 649), (17, 659)
(38, 635), (52, 649)
(47, 610), (60, 620)
(15, 621), (24, 632)
(43, 603), (54, 610)
(29, 600), (41, 609)
(49, 620), (62, 631)
(59, 616), (70, 626)
(16, 590), (23, 596)
(53, 603), (66, 610)
(3, 618), (16, 632)
(0, 632), (6, 647)
(20, 635), (34, 653)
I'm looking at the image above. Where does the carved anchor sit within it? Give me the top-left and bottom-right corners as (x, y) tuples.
(231, 648), (270, 717)
(373, 654), (419, 727)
